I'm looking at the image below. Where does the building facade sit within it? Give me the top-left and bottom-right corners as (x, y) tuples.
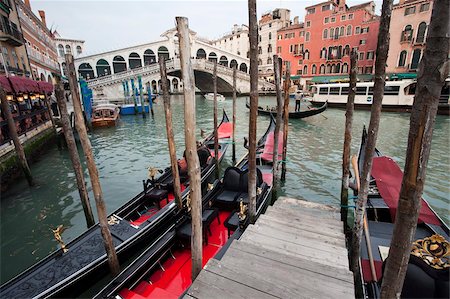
(53, 31), (84, 78)
(15, 0), (59, 82)
(276, 21), (304, 83)
(0, 0), (31, 77)
(386, 0), (432, 78)
(277, 0), (380, 89)
(211, 24), (249, 59)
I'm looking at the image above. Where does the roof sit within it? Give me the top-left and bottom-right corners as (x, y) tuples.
(278, 23), (304, 32)
(347, 1), (374, 11)
(305, 1), (336, 10)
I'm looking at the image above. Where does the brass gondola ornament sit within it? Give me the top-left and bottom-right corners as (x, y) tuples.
(186, 193), (191, 213)
(148, 167), (162, 182)
(238, 199), (247, 221)
(207, 183), (214, 191)
(52, 225), (68, 253)
(257, 187), (262, 196)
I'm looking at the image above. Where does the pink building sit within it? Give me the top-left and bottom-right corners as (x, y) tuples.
(386, 0), (433, 79)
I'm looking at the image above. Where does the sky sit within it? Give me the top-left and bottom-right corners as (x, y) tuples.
(29, 0), (383, 56)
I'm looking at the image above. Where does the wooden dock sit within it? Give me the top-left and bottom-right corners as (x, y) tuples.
(184, 196), (354, 299)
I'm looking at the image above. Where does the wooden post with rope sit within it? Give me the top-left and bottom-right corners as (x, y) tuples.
(55, 83), (95, 228)
(213, 60), (219, 179)
(232, 67), (237, 165)
(272, 55), (283, 202)
(281, 65), (291, 182)
(0, 87), (34, 186)
(340, 49), (358, 229)
(159, 57), (183, 210)
(66, 54), (120, 275)
(176, 16), (203, 280)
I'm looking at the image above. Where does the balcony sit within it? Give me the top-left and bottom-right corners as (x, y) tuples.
(0, 24), (24, 46)
(26, 46), (60, 72)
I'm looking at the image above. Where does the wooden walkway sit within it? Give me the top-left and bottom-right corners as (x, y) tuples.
(184, 196), (354, 299)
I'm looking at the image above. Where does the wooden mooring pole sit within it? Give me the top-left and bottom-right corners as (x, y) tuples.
(272, 55), (283, 202)
(159, 57), (183, 210)
(280, 65), (291, 182)
(381, 0), (449, 297)
(232, 67), (237, 165)
(213, 60), (219, 179)
(66, 54), (120, 275)
(0, 87), (34, 186)
(247, 0), (258, 223)
(176, 17), (203, 280)
(340, 49), (358, 229)
(55, 83), (95, 228)
(350, 0), (393, 279)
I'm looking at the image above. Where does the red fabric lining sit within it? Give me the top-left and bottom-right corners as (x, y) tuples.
(260, 131), (284, 162)
(371, 156), (440, 225)
(217, 122), (232, 139)
(361, 259), (383, 282)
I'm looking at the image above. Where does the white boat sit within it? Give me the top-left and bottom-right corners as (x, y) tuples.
(91, 100), (120, 128)
(204, 93), (225, 102)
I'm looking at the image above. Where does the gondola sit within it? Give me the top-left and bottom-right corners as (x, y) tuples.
(0, 111), (232, 299)
(353, 127), (449, 299)
(94, 115), (278, 299)
(246, 100), (327, 119)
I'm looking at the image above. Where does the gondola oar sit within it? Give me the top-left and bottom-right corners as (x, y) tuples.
(351, 155), (378, 282)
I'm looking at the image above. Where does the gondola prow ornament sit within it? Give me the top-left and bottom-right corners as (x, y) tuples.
(148, 167), (163, 183)
(52, 225), (68, 253)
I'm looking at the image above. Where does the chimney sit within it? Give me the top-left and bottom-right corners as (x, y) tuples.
(38, 10), (46, 28)
(233, 24), (238, 33)
(293, 16), (299, 24)
(24, 0), (31, 9)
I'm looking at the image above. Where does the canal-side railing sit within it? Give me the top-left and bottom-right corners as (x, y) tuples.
(0, 108), (51, 146)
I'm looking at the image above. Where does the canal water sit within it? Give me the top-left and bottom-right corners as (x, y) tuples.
(1, 95), (449, 284)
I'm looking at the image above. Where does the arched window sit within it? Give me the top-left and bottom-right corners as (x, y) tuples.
(347, 25), (352, 36)
(335, 63), (341, 73)
(76, 46), (82, 55)
(61, 62), (67, 76)
(343, 45), (350, 56)
(128, 52), (142, 69)
(268, 44), (272, 53)
(339, 26), (344, 36)
(323, 29), (328, 39)
(239, 63), (248, 73)
(320, 47), (327, 59)
(196, 48), (207, 59)
(304, 50), (310, 60)
(330, 28), (335, 38)
(219, 55), (228, 67)
(78, 63), (94, 79)
(326, 64), (332, 74)
(268, 32), (272, 40)
(416, 22), (427, 43)
(410, 49), (421, 69)
(96, 59), (111, 77)
(230, 59), (238, 69)
(208, 52), (218, 62)
(303, 65), (308, 75)
(40, 73), (45, 81)
(258, 59), (262, 66)
(312, 64), (317, 74)
(172, 78), (179, 92)
(258, 47), (262, 54)
(267, 57), (272, 65)
(157, 46), (170, 61)
(65, 45), (72, 54)
(320, 64), (325, 74)
(47, 75), (52, 83)
(342, 63), (349, 73)
(401, 25), (413, 42)
(112, 55), (126, 73)
(58, 44), (64, 56)
(144, 49), (156, 65)
(398, 50), (407, 67)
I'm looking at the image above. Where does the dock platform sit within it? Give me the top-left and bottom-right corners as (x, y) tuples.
(184, 196), (354, 299)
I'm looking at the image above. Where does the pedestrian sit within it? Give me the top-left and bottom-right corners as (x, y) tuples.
(295, 93), (302, 112)
(49, 92), (59, 117)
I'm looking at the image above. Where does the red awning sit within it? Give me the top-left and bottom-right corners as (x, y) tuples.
(8, 76), (40, 94)
(38, 81), (54, 94)
(0, 76), (13, 93)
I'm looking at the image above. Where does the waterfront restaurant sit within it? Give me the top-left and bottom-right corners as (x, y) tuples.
(0, 76), (53, 145)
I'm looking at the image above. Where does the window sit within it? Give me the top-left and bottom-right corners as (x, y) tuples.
(331, 17), (336, 23)
(411, 49), (422, 69)
(269, 23), (272, 28)
(356, 87), (367, 95)
(343, 45), (350, 56)
(322, 4), (331, 11)
(267, 57), (272, 65)
(268, 32), (272, 40)
(366, 51), (374, 60)
(365, 66), (373, 74)
(401, 25), (413, 42)
(258, 47), (262, 54)
(277, 46), (281, 53)
(298, 59), (303, 65)
(405, 6), (416, 15)
(398, 50), (407, 66)
(278, 34), (282, 40)
(355, 27), (361, 34)
(289, 45), (294, 53)
(360, 39), (366, 45)
(58, 44), (64, 56)
(307, 8), (316, 14)
(297, 69), (303, 75)
(305, 32), (310, 42)
(306, 21), (311, 27)
(323, 29), (328, 39)
(341, 15), (346, 21)
(76, 45), (82, 54)
(416, 22), (427, 43)
(420, 3), (430, 12)
(347, 25), (352, 36)
(300, 31), (304, 37)
(312, 64), (317, 74)
(339, 26), (344, 36)
(361, 27), (369, 33)
(330, 87), (340, 95)
(303, 65), (308, 75)
(368, 87), (374, 95)
(319, 87), (328, 95)
(324, 17), (329, 24)
(342, 63), (348, 73)
(304, 50), (310, 60)
(384, 86), (400, 95)
(319, 64), (325, 74)
(268, 44), (272, 53)
(330, 28), (335, 38)
(359, 52), (365, 60)
(320, 47), (327, 58)
(65, 45), (72, 54)
(341, 87), (349, 95)
(348, 14), (354, 20)
(258, 59), (262, 65)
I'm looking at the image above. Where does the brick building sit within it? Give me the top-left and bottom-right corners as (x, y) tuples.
(277, 0), (380, 89)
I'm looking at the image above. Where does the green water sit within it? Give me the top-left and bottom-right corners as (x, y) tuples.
(1, 95), (449, 284)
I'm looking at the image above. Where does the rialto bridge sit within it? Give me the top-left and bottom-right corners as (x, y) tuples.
(74, 28), (274, 101)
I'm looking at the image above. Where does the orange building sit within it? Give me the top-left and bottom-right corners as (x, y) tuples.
(277, 0), (380, 89)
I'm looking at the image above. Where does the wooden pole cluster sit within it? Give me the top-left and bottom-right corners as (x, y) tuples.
(350, 0), (393, 277)
(0, 87), (34, 186)
(272, 55), (283, 202)
(213, 61), (220, 179)
(176, 17), (203, 280)
(380, 0), (449, 296)
(232, 68), (237, 165)
(247, 0), (258, 223)
(55, 83), (95, 228)
(159, 58), (183, 210)
(280, 65), (291, 182)
(66, 54), (120, 275)
(340, 50), (358, 228)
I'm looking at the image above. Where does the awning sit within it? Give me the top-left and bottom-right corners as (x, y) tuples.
(0, 76), (13, 93)
(38, 81), (54, 94)
(8, 76), (40, 93)
(311, 74), (374, 83)
(389, 73), (417, 80)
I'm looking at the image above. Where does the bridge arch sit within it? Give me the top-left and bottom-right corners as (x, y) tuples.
(219, 56), (228, 67)
(144, 49), (156, 65)
(78, 63), (95, 80)
(158, 46), (170, 61)
(208, 52), (217, 62)
(239, 63), (248, 73)
(230, 59), (238, 69)
(96, 59), (111, 77)
(129, 52), (142, 69)
(113, 55), (127, 73)
(196, 48), (207, 59)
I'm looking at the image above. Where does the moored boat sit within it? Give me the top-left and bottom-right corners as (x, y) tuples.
(353, 128), (449, 298)
(0, 111), (232, 299)
(246, 100), (327, 119)
(91, 101), (120, 128)
(94, 116), (279, 299)
(204, 93), (225, 102)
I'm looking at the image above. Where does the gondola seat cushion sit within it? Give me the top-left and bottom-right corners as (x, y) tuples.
(145, 188), (169, 209)
(224, 211), (239, 237)
(216, 167), (242, 208)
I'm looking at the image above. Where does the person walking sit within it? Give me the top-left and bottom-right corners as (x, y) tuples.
(49, 92), (59, 117)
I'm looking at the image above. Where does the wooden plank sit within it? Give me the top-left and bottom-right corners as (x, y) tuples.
(273, 200), (341, 220)
(230, 240), (353, 284)
(240, 230), (350, 269)
(268, 205), (343, 227)
(221, 244), (354, 297)
(276, 197), (339, 212)
(186, 268), (277, 299)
